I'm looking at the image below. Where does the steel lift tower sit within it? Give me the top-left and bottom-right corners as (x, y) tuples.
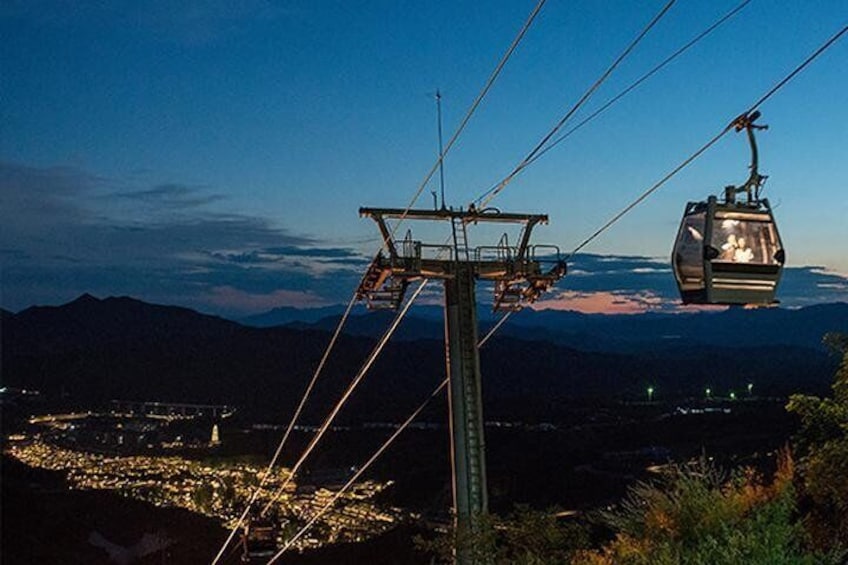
(356, 206), (566, 563)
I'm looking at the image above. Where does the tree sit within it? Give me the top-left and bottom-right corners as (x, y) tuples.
(573, 454), (828, 565)
(414, 507), (588, 564)
(786, 332), (848, 552)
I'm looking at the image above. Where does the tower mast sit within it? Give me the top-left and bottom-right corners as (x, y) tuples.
(356, 206), (566, 563)
(436, 90), (447, 210)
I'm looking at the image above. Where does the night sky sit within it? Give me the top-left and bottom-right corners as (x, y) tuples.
(2, 1), (846, 317)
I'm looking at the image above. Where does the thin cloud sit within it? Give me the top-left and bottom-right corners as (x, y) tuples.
(117, 183), (226, 208)
(263, 246), (361, 259)
(531, 254), (848, 314)
(3, 163), (846, 317)
(0, 161), (366, 315)
(205, 286), (330, 311)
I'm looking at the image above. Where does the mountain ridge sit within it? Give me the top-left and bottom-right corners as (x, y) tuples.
(253, 302), (848, 353)
(2, 295), (842, 422)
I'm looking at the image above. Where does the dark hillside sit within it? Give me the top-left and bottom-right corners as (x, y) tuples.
(2, 295), (840, 423)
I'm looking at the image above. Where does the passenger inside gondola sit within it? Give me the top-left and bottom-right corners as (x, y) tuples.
(671, 112), (784, 305)
(734, 237), (753, 263)
(720, 233), (738, 260)
(715, 220), (768, 264)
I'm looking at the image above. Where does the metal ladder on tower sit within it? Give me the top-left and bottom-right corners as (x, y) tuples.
(449, 214), (487, 518)
(451, 215), (471, 263)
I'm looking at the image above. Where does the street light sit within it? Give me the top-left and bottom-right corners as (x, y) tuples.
(729, 391), (737, 401)
(705, 387), (712, 399)
(647, 386), (654, 402)
(747, 383), (754, 396)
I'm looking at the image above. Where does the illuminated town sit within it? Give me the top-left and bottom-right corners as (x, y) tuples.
(4, 408), (406, 552)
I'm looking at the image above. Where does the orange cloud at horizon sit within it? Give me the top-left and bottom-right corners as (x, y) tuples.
(532, 290), (662, 315)
(531, 290), (726, 315)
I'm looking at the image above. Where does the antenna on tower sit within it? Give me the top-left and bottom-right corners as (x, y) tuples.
(436, 89), (447, 210)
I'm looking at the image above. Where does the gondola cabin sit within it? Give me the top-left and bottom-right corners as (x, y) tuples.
(241, 518), (278, 561)
(672, 195), (784, 305)
(672, 111), (785, 306)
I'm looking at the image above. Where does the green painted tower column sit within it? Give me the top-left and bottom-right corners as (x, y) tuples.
(444, 262), (488, 563)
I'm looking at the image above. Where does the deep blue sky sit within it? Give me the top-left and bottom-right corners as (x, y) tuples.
(2, 1), (846, 316)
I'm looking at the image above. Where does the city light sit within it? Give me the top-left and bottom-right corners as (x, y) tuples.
(5, 416), (405, 552)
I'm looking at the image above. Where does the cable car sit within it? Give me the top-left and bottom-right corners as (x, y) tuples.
(240, 518), (278, 561)
(672, 112), (785, 305)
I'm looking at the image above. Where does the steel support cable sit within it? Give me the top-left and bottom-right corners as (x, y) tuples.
(383, 0), (548, 244)
(269, 293), (359, 485)
(212, 535), (242, 565)
(567, 22), (848, 260)
(235, 1), (548, 545)
(256, 26), (848, 562)
(475, 0), (676, 210)
(266, 377), (450, 563)
(478, 311), (513, 348)
(526, 0), (753, 171)
(265, 300), (513, 563)
(221, 15), (519, 544)
(211, 488), (260, 565)
(568, 126), (731, 259)
(258, 0), (545, 509)
(347, 0), (549, 408)
(355, 0), (547, 330)
(260, 0), (545, 495)
(744, 23), (847, 114)
(210, 293), (359, 565)
(470, 1), (678, 346)
(474, 22), (848, 359)
(216, 4), (548, 561)
(259, 279), (429, 517)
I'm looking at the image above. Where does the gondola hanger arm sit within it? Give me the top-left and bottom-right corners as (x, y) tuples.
(726, 110), (769, 204)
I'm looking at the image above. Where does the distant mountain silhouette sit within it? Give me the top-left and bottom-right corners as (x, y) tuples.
(241, 304), (451, 329)
(9, 293), (242, 355)
(504, 303), (848, 353)
(283, 309), (447, 341)
(240, 305), (349, 327)
(3, 294), (445, 421)
(261, 302), (848, 354)
(2, 295), (842, 423)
